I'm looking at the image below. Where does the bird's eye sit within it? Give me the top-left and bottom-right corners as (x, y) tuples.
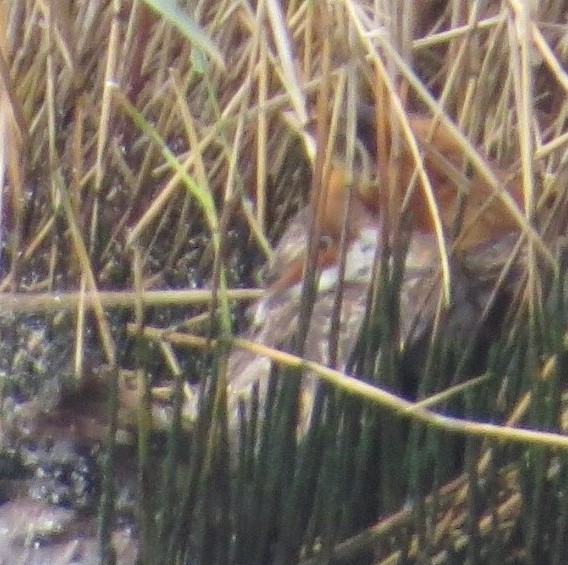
(318, 235), (333, 251)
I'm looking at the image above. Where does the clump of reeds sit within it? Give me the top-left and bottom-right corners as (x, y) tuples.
(1, 1), (568, 564)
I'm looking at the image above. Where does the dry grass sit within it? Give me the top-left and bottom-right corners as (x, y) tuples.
(1, 0), (568, 563)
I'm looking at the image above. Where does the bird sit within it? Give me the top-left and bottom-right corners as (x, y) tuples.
(223, 107), (528, 442)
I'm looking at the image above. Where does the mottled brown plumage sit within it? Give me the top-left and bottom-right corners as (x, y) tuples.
(224, 108), (528, 441)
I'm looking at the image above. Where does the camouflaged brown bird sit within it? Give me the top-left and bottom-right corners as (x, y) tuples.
(225, 107), (528, 440)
